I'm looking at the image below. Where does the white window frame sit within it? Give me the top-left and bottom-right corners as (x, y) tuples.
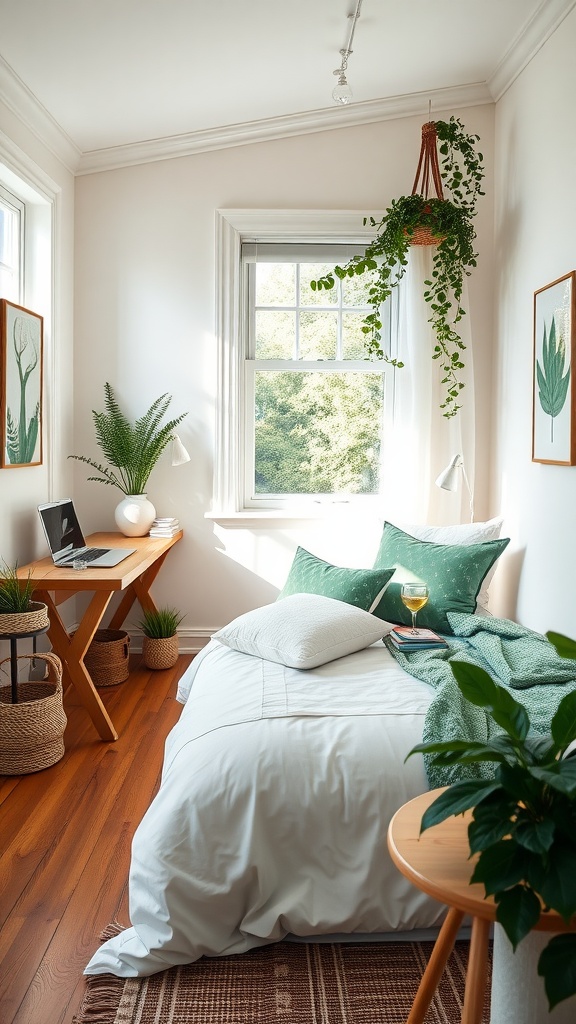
(0, 183), (25, 303)
(212, 210), (389, 521)
(0, 137), (57, 495)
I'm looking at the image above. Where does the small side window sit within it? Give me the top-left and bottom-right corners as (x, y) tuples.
(0, 184), (24, 303)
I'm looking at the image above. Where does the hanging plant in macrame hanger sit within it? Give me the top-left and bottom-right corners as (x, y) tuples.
(311, 115), (485, 418)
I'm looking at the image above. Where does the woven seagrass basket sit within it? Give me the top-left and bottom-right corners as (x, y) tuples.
(142, 634), (179, 671)
(84, 628), (130, 687)
(0, 601), (49, 636)
(406, 221), (446, 247)
(0, 652), (66, 775)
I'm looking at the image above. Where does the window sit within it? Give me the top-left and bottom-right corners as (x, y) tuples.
(0, 184), (24, 303)
(244, 243), (386, 508)
(214, 211), (390, 518)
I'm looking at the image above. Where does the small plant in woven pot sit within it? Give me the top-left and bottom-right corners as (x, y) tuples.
(139, 607), (184, 670)
(0, 561), (49, 650)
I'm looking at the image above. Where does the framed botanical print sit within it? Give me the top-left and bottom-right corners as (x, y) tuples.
(0, 300), (43, 468)
(532, 272), (576, 465)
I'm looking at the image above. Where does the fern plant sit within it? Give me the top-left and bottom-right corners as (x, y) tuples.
(69, 383), (187, 494)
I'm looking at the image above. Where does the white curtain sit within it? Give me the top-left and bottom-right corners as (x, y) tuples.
(379, 247), (475, 525)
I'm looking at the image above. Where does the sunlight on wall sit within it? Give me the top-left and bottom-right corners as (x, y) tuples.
(213, 509), (386, 590)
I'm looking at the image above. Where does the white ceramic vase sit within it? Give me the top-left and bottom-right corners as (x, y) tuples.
(490, 924), (576, 1024)
(114, 494), (156, 537)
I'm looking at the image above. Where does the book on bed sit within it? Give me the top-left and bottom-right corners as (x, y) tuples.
(388, 626), (448, 652)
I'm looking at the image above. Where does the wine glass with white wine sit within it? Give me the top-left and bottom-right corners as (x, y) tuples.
(400, 583), (429, 634)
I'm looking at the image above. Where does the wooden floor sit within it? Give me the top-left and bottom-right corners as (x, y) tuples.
(0, 653), (193, 1024)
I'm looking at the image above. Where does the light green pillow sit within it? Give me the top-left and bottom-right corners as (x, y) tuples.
(279, 546), (395, 613)
(372, 522), (510, 634)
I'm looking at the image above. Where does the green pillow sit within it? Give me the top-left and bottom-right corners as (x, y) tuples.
(278, 546), (395, 613)
(372, 522), (510, 634)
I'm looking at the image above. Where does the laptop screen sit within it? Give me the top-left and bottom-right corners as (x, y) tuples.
(38, 500), (86, 561)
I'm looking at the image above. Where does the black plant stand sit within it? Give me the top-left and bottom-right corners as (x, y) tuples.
(1, 625), (49, 703)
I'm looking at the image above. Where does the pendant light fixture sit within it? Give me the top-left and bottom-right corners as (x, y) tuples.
(332, 0), (364, 105)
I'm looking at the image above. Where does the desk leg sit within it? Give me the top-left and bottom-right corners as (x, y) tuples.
(37, 589), (119, 742)
(462, 915), (490, 1024)
(406, 907), (465, 1023)
(108, 549), (170, 629)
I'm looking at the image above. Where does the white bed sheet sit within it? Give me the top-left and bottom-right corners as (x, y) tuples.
(85, 639), (444, 977)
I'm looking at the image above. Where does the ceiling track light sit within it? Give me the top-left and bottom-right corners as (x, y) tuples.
(332, 0), (364, 105)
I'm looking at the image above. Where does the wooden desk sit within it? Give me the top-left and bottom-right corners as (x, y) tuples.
(387, 788), (573, 1024)
(17, 531), (183, 742)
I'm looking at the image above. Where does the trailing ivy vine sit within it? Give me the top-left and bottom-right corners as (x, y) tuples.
(311, 117), (485, 418)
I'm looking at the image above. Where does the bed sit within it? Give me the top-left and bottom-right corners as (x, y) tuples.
(85, 617), (448, 977)
(85, 518), (522, 978)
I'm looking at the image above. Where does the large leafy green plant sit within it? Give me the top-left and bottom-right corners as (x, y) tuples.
(407, 632), (576, 1011)
(311, 117), (485, 418)
(69, 383), (187, 495)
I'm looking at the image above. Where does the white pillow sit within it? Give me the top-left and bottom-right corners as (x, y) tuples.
(213, 593), (393, 670)
(398, 516), (504, 611)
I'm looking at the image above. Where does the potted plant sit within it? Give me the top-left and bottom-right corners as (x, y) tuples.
(407, 631), (576, 1012)
(139, 607), (184, 670)
(69, 383), (187, 536)
(0, 562), (65, 774)
(0, 561), (48, 637)
(311, 117), (485, 418)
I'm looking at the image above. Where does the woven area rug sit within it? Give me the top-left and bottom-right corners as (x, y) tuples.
(75, 936), (491, 1023)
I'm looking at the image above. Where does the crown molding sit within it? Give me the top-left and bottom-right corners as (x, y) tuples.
(76, 82), (492, 175)
(2, 0), (573, 180)
(488, 0), (576, 101)
(0, 55), (81, 174)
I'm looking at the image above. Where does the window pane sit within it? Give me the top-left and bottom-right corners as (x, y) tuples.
(342, 312), (371, 360)
(299, 311), (337, 359)
(342, 271), (374, 308)
(0, 201), (20, 303)
(255, 263), (295, 306)
(253, 370), (384, 495)
(299, 263), (338, 306)
(255, 311), (295, 358)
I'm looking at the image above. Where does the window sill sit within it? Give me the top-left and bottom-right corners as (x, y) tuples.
(205, 506), (356, 528)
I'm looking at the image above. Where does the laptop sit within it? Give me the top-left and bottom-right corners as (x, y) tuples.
(38, 499), (136, 568)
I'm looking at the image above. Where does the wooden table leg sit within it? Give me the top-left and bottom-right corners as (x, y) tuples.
(108, 549), (170, 629)
(462, 916), (491, 1024)
(406, 907), (465, 1023)
(37, 589), (119, 742)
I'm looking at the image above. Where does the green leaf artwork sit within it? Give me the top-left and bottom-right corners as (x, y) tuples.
(6, 314), (40, 464)
(536, 316), (570, 442)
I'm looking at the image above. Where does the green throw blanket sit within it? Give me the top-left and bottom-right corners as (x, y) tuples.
(386, 612), (576, 787)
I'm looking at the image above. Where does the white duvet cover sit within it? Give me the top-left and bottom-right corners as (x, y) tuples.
(85, 639), (444, 977)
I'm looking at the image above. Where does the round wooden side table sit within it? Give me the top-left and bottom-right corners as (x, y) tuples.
(387, 788), (574, 1024)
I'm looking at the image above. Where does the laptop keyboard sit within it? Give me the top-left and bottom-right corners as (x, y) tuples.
(62, 548), (109, 565)
(82, 548), (109, 562)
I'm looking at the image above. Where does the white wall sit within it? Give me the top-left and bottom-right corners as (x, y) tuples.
(492, 8), (576, 637)
(74, 105), (495, 643)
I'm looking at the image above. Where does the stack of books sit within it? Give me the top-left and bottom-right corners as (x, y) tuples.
(149, 517), (180, 538)
(388, 626), (448, 652)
